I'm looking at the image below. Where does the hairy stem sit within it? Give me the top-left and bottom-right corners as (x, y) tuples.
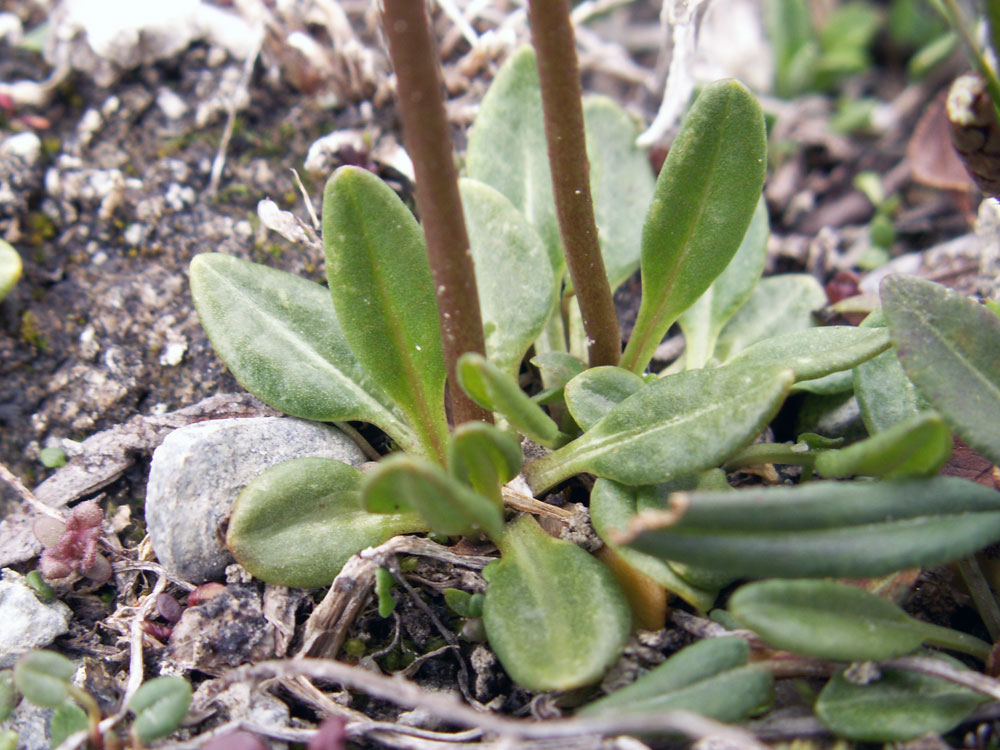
(528, 0), (621, 368)
(382, 0), (491, 427)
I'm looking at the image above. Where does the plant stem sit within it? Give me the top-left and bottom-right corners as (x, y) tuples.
(381, 0), (491, 427)
(528, 0), (621, 369)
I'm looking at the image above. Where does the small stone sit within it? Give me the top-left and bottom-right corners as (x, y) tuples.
(0, 132), (42, 167)
(145, 417), (366, 582)
(0, 569), (72, 668)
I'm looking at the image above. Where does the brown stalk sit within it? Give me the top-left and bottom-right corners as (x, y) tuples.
(528, 0), (621, 368)
(382, 0), (491, 426)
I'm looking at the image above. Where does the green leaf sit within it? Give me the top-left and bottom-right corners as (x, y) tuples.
(363, 454), (504, 541)
(622, 476), (1000, 579)
(444, 589), (484, 618)
(814, 411), (952, 478)
(678, 197), (769, 369)
(564, 366), (646, 432)
(855, 347), (931, 433)
(323, 166), (449, 462)
(0, 730), (16, 750)
(580, 637), (772, 723)
(482, 515), (630, 691)
(189, 253), (418, 452)
(790, 369), (855, 395)
(49, 701), (88, 747)
(457, 353), (565, 448)
(729, 326), (891, 382)
(729, 580), (992, 661)
(765, 0), (814, 96)
(525, 362), (794, 492)
(620, 80), (767, 373)
(713, 274), (827, 363)
(13, 651), (74, 708)
(815, 656), (988, 741)
(375, 567), (396, 617)
(0, 240), (21, 302)
(465, 47), (562, 273)
(128, 676), (192, 744)
(0, 671), (15, 722)
(881, 275), (1000, 464)
(227, 458), (426, 588)
(460, 179), (557, 377)
(583, 96), (657, 291)
(590, 480), (721, 611)
(448, 422), (523, 507)
(530, 351), (586, 404)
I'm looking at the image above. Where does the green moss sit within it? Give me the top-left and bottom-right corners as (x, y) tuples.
(19, 311), (49, 350)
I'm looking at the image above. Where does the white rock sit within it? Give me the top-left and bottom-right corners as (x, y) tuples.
(0, 132), (42, 167)
(0, 570), (73, 668)
(156, 87), (189, 120)
(145, 418), (366, 583)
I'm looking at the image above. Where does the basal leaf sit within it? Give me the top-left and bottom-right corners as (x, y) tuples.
(482, 515), (630, 691)
(323, 166), (449, 462)
(457, 353), (566, 448)
(729, 580), (992, 661)
(189, 254), (417, 452)
(729, 326), (891, 382)
(583, 96), (656, 291)
(814, 411), (952, 478)
(713, 274), (827, 363)
(49, 701), (88, 748)
(815, 656), (988, 741)
(448, 422), (523, 506)
(13, 651), (74, 708)
(461, 178), (557, 377)
(678, 197), (769, 369)
(590, 479), (721, 611)
(530, 351), (586, 404)
(855, 347), (931, 433)
(580, 637), (772, 723)
(881, 274), (1000, 463)
(622, 477), (1000, 579)
(227, 458), (426, 588)
(525, 362), (794, 492)
(621, 80), (767, 373)
(465, 47), (562, 273)
(128, 676), (192, 744)
(564, 366), (646, 432)
(363, 454), (504, 541)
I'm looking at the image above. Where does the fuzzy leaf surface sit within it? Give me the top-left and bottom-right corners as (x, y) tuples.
(448, 422), (523, 506)
(580, 637), (772, 723)
(363, 454), (504, 541)
(189, 254), (416, 451)
(128, 676), (192, 744)
(227, 458), (426, 588)
(621, 80), (767, 373)
(323, 166), (448, 461)
(815, 657), (988, 741)
(729, 326), (891, 382)
(482, 516), (630, 691)
(855, 347), (930, 432)
(50, 702), (87, 747)
(881, 274), (1000, 463)
(729, 580), (991, 660)
(622, 477), (1000, 578)
(526, 362), (793, 492)
(713, 274), (826, 363)
(13, 651), (74, 708)
(564, 366), (646, 432)
(461, 179), (556, 377)
(678, 197), (769, 369)
(815, 411), (952, 478)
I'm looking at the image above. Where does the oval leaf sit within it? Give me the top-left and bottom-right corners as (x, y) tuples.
(729, 580), (991, 661)
(815, 656), (988, 741)
(323, 166), (449, 462)
(679, 196), (769, 369)
(13, 651), (74, 708)
(855, 347), (931, 433)
(881, 274), (1000, 463)
(729, 326), (891, 382)
(461, 178), (557, 377)
(448, 421), (523, 506)
(580, 637), (772, 724)
(190, 254), (417, 451)
(50, 701), (88, 748)
(621, 476), (1000, 579)
(363, 454), (504, 541)
(564, 366), (646, 432)
(227, 458), (426, 588)
(621, 80), (767, 373)
(526, 362), (794, 492)
(482, 515), (630, 691)
(128, 676), (192, 744)
(814, 411), (952, 478)
(0, 240), (21, 302)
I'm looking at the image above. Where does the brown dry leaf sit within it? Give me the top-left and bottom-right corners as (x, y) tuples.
(940, 437), (999, 488)
(908, 91), (978, 192)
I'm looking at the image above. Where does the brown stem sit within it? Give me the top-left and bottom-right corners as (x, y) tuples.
(528, 0), (621, 368)
(382, 0), (491, 427)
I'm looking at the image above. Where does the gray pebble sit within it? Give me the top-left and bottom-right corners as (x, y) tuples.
(0, 570), (72, 668)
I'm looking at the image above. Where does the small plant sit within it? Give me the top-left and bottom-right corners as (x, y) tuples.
(187, 0), (1000, 739)
(33, 500), (112, 584)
